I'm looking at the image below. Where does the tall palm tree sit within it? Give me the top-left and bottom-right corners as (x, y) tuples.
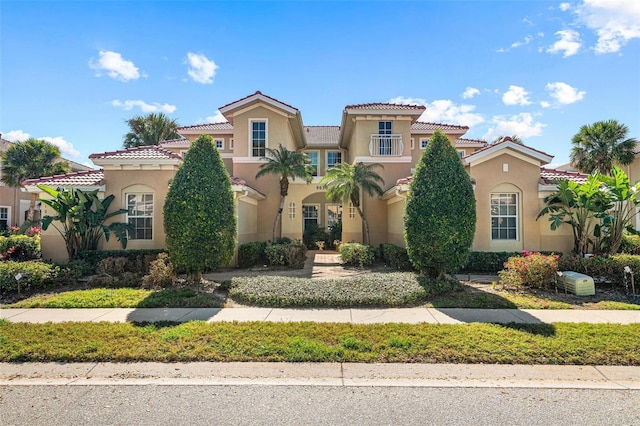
(320, 162), (384, 245)
(1, 138), (69, 221)
(255, 145), (314, 241)
(492, 135), (523, 144)
(570, 120), (637, 175)
(123, 112), (181, 148)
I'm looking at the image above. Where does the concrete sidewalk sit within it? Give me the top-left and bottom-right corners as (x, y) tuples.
(2, 361), (639, 389)
(2, 306), (640, 324)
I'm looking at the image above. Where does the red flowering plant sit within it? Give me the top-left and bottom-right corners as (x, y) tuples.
(498, 250), (560, 289)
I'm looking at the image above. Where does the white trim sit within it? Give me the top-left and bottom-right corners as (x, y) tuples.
(219, 93), (298, 115)
(419, 138), (429, 150)
(302, 203), (321, 227)
(305, 150), (320, 177)
(0, 206), (11, 229)
(233, 156), (268, 164)
(214, 139), (224, 150)
(178, 128), (233, 135)
(353, 156), (412, 163)
(125, 192), (154, 241)
(345, 108), (423, 117)
(220, 153), (234, 159)
(249, 118), (268, 158)
(23, 184), (105, 193)
(232, 185), (266, 200)
(490, 192), (519, 242)
(465, 141), (553, 165)
(91, 158), (181, 167)
(325, 150), (343, 171)
(290, 176), (323, 184)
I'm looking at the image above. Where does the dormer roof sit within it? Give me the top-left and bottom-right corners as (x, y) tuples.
(464, 139), (554, 166)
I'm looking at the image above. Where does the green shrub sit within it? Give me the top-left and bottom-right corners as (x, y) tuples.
(619, 235), (640, 255)
(380, 244), (412, 270)
(95, 257), (129, 276)
(499, 251), (560, 289)
(0, 235), (41, 261)
(0, 261), (61, 294)
(142, 253), (176, 289)
(73, 250), (163, 274)
(164, 135), (236, 281)
(303, 222), (328, 249)
(339, 243), (375, 267)
(229, 272), (451, 307)
(558, 254), (640, 287)
(87, 272), (141, 288)
(265, 242), (308, 269)
(404, 130), (476, 278)
(237, 241), (268, 268)
(462, 251), (564, 273)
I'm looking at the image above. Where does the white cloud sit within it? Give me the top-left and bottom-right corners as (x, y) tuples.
(540, 101), (552, 108)
(3, 130), (80, 157)
(389, 96), (485, 127)
(545, 82), (586, 104)
(502, 85), (532, 106)
(112, 99), (177, 114)
(559, 2), (571, 12)
(206, 110), (226, 123)
(41, 136), (80, 158)
(547, 29), (582, 57)
(186, 52), (218, 84)
(483, 113), (546, 141)
(88, 50), (142, 81)
(3, 129), (31, 141)
(576, 0), (640, 53)
(462, 87), (480, 99)
(511, 35), (534, 49)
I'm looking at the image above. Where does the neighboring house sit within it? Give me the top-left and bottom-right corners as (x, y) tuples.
(0, 135), (92, 231)
(24, 91), (587, 262)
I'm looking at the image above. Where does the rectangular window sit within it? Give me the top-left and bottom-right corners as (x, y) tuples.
(230, 138), (234, 149)
(326, 204), (342, 228)
(458, 150), (465, 158)
(0, 207), (9, 231)
(302, 204), (319, 231)
(491, 193), (518, 240)
(420, 138), (429, 149)
(251, 121), (266, 157)
(326, 151), (342, 169)
(307, 151), (319, 176)
(214, 139), (224, 150)
(378, 121), (392, 155)
(127, 193), (153, 240)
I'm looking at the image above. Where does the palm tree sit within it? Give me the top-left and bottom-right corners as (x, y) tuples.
(492, 135), (523, 144)
(570, 120), (637, 175)
(255, 145), (314, 241)
(1, 138), (69, 221)
(320, 162), (384, 245)
(123, 112), (180, 148)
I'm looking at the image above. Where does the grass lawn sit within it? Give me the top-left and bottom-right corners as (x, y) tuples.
(1, 320), (639, 365)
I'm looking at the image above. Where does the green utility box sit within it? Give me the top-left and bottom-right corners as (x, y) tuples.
(559, 271), (595, 296)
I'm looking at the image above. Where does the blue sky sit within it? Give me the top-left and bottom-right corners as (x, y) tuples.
(1, 0), (639, 168)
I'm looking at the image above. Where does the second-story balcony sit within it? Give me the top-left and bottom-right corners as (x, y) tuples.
(369, 134), (403, 156)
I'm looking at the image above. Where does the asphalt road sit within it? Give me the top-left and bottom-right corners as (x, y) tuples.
(2, 385), (639, 425)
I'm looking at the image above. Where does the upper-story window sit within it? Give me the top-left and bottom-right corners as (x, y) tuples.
(214, 139), (224, 150)
(327, 151), (342, 170)
(307, 151), (319, 176)
(251, 120), (267, 157)
(378, 121), (393, 156)
(420, 138), (429, 149)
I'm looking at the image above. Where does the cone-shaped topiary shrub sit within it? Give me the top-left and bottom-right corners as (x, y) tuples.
(404, 129), (476, 278)
(164, 135), (236, 281)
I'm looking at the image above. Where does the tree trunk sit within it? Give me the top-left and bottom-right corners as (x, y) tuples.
(356, 206), (370, 245)
(273, 195), (286, 242)
(27, 193), (37, 222)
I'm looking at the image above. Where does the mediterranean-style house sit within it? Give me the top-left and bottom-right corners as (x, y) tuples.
(0, 135), (92, 231)
(24, 91), (593, 262)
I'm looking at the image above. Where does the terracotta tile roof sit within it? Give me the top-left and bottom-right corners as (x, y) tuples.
(468, 138), (553, 159)
(304, 126), (340, 146)
(22, 170), (104, 187)
(411, 121), (469, 131)
(176, 122), (233, 131)
(89, 145), (183, 160)
(540, 167), (588, 184)
(218, 91), (299, 112)
(455, 138), (488, 147)
(345, 102), (426, 111)
(231, 177), (246, 185)
(159, 138), (191, 147)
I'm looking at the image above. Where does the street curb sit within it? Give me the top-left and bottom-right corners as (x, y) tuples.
(2, 362), (639, 389)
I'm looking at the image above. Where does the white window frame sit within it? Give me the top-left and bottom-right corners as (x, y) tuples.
(420, 138), (429, 149)
(457, 150), (465, 158)
(126, 193), (154, 240)
(306, 150), (319, 176)
(230, 138), (234, 149)
(214, 139), (224, 150)
(326, 150), (342, 171)
(249, 119), (268, 157)
(490, 193), (519, 241)
(0, 206), (11, 230)
(302, 204), (320, 228)
(326, 204), (342, 228)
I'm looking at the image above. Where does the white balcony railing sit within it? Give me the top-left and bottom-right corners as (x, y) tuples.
(369, 134), (403, 156)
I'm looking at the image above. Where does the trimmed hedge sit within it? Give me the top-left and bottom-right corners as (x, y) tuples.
(237, 241), (268, 268)
(379, 244), (412, 270)
(0, 235), (41, 261)
(462, 251), (564, 274)
(558, 254), (640, 287)
(229, 272), (459, 307)
(265, 242), (307, 269)
(619, 235), (640, 255)
(73, 250), (164, 274)
(340, 243), (375, 267)
(0, 261), (61, 294)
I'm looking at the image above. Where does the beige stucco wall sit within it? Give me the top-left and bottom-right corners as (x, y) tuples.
(470, 152), (543, 252)
(348, 118), (412, 160)
(232, 106), (297, 157)
(0, 185), (32, 228)
(537, 193), (574, 254)
(386, 197), (405, 246)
